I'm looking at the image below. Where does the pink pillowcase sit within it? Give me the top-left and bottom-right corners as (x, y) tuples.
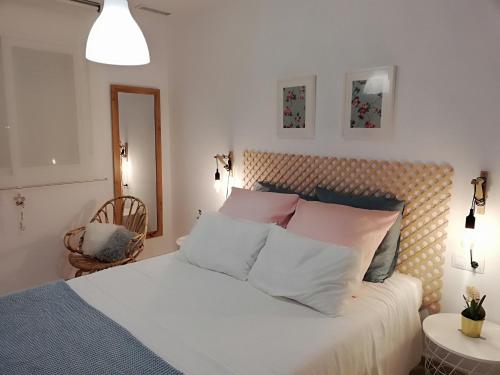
(287, 199), (399, 281)
(219, 187), (299, 226)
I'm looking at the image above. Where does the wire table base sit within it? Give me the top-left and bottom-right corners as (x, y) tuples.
(425, 335), (500, 375)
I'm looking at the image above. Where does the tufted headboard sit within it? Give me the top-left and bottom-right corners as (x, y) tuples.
(243, 150), (454, 314)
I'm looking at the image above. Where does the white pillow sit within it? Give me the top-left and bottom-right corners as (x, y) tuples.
(81, 222), (119, 257)
(248, 226), (361, 316)
(180, 212), (271, 281)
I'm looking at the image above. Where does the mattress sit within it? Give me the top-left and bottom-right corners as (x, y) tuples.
(68, 253), (423, 375)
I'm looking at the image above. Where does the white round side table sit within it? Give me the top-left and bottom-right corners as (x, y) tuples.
(423, 313), (500, 375)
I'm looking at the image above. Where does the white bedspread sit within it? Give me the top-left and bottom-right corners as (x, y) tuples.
(68, 253), (423, 375)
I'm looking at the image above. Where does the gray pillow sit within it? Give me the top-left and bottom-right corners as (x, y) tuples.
(316, 187), (405, 283)
(253, 181), (317, 201)
(95, 227), (135, 263)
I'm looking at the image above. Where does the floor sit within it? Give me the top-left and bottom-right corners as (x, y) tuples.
(410, 359), (468, 375)
(410, 360), (425, 375)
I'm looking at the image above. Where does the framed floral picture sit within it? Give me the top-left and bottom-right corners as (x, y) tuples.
(343, 66), (397, 140)
(277, 75), (316, 138)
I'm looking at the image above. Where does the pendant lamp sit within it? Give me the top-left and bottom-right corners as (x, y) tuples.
(86, 0), (150, 66)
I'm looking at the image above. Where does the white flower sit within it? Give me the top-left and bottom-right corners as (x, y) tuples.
(466, 286), (481, 301)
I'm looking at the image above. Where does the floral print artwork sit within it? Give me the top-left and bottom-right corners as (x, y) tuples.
(283, 86), (306, 128)
(350, 80), (382, 128)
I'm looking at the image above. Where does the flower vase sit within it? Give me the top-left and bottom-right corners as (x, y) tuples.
(461, 315), (484, 338)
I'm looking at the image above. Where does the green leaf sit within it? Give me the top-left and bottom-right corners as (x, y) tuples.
(478, 295), (486, 310)
(471, 299), (477, 309)
(462, 308), (472, 319)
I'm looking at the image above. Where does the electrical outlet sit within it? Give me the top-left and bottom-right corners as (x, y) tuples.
(452, 252), (485, 274)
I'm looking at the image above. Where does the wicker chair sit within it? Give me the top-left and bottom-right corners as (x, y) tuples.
(64, 196), (148, 277)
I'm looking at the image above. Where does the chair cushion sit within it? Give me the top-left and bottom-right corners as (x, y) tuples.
(81, 223), (119, 257)
(94, 227), (135, 263)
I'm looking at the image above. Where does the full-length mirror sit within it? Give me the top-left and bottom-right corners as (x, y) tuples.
(111, 85), (163, 238)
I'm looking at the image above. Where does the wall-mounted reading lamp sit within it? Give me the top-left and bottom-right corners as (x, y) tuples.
(120, 142), (128, 159)
(214, 152), (233, 197)
(120, 142), (129, 188)
(464, 173), (487, 270)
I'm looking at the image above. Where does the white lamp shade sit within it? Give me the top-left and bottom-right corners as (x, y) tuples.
(86, 0), (150, 66)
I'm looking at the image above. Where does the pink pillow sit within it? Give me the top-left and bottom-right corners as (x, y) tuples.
(219, 187), (299, 226)
(287, 199), (399, 281)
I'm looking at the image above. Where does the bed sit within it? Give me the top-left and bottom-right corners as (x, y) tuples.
(1, 150), (454, 375)
(69, 252), (423, 375)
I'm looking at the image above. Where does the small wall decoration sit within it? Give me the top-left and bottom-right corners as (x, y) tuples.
(343, 66), (397, 140)
(277, 75), (316, 138)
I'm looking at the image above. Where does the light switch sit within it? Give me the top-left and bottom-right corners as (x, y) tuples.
(452, 252), (485, 274)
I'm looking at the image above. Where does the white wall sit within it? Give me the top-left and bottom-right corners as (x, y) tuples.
(0, 0), (175, 294)
(168, 0), (500, 322)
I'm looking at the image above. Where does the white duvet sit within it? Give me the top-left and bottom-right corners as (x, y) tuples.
(68, 253), (423, 375)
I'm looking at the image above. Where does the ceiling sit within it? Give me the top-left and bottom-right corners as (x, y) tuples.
(1, 0), (233, 18)
(70, 0), (234, 15)
(127, 0), (232, 15)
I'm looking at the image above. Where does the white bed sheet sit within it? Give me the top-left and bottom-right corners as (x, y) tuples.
(68, 253), (423, 375)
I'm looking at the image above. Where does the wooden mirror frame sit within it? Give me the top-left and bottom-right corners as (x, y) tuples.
(110, 85), (163, 238)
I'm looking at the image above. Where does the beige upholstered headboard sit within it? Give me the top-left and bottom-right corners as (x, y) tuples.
(243, 150), (454, 314)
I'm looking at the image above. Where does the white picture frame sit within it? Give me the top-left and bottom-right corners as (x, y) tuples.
(343, 66), (397, 140)
(277, 75), (316, 139)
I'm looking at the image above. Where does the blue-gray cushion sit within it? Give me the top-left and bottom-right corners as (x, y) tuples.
(95, 227), (135, 263)
(316, 186), (405, 283)
(253, 181), (318, 201)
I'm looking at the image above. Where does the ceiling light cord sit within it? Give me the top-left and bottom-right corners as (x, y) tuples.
(65, 0), (101, 12)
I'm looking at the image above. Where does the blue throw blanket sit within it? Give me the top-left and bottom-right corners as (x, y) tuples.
(0, 281), (183, 375)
